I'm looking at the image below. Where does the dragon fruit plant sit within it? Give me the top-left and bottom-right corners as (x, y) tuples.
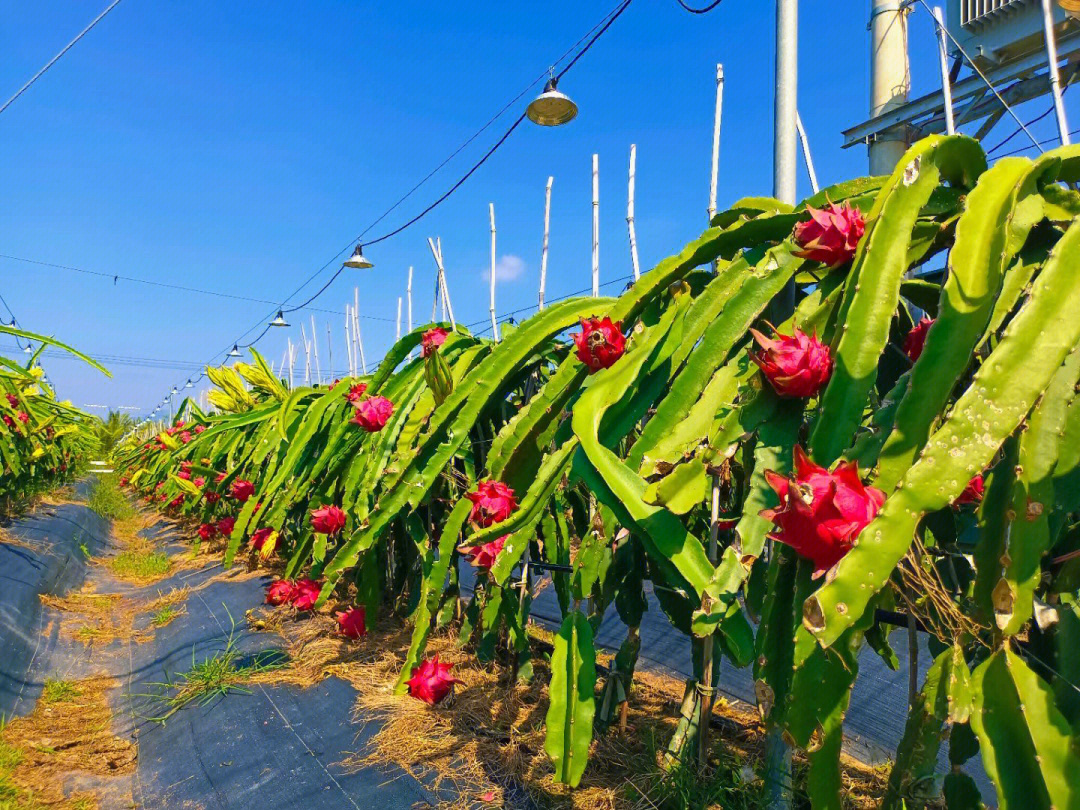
(0, 323), (107, 511)
(115, 136), (1080, 808)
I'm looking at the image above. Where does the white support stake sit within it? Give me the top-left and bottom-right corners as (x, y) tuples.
(795, 113), (820, 194)
(539, 176), (552, 310)
(428, 238), (443, 322)
(591, 153), (600, 297)
(489, 202), (500, 341)
(708, 63), (725, 223)
(437, 237), (455, 327)
(352, 295), (367, 375)
(1040, 0), (1071, 145)
(427, 237), (456, 328)
(932, 7), (955, 136)
(344, 307), (354, 376)
(301, 324), (311, 385)
(326, 322), (333, 382)
(311, 316), (321, 385)
(627, 145), (640, 281)
(407, 266), (414, 359)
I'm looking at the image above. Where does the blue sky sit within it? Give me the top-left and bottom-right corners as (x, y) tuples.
(1, 0), (1074, 416)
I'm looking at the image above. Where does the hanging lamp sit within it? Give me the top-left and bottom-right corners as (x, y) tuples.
(527, 77), (578, 126)
(343, 244), (374, 269)
(270, 310), (290, 327)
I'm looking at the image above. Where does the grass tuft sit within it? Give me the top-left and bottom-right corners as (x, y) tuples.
(136, 614), (286, 723)
(85, 474), (134, 521)
(109, 550), (170, 581)
(0, 742), (22, 773)
(150, 605), (182, 627)
(41, 680), (80, 704)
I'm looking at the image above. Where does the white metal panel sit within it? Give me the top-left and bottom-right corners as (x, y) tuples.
(961, 0), (1033, 28)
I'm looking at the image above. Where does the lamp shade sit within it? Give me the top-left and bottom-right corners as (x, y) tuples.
(527, 79), (578, 126)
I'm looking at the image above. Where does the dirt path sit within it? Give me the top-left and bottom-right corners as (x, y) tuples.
(0, 495), (445, 810)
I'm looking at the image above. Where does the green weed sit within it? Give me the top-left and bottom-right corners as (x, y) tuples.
(0, 742), (22, 773)
(136, 612), (286, 723)
(109, 550), (170, 581)
(85, 474), (134, 521)
(151, 606), (181, 627)
(40, 680), (79, 704)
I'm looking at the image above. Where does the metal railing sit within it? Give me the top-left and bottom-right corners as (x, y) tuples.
(960, 0), (1033, 28)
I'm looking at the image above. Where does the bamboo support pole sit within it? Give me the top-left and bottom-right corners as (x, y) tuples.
(301, 324), (311, 385)
(407, 265), (414, 358)
(932, 6), (955, 136)
(428, 237), (456, 328)
(627, 145), (640, 281)
(539, 176), (552, 310)
(352, 292), (367, 375)
(311, 316), (321, 385)
(287, 340), (295, 389)
(344, 307), (354, 376)
(326, 322), (333, 382)
(592, 153), (600, 297)
(489, 202), (500, 341)
(699, 475), (722, 769)
(795, 113), (820, 194)
(708, 64), (724, 223)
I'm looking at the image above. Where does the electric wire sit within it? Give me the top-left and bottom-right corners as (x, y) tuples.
(359, 0), (635, 251)
(993, 123), (1080, 158)
(0, 253), (395, 322)
(674, 0), (725, 13)
(986, 99), (1059, 155)
(276, 0), (637, 318)
(0, 0), (126, 118)
(143, 0), (638, 415)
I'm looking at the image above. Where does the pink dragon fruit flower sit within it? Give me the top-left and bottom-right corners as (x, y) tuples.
(750, 326), (833, 399)
(335, 607), (367, 639)
(466, 480), (517, 528)
(406, 655), (462, 705)
(903, 317), (934, 363)
(311, 505), (347, 535)
(761, 446), (885, 577)
(421, 327), (449, 358)
(792, 202), (865, 267)
(290, 579), (322, 611)
(351, 396), (394, 432)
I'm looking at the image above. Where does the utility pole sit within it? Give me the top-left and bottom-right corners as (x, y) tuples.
(774, 1), (798, 205)
(869, 0), (911, 173)
(765, 6), (798, 807)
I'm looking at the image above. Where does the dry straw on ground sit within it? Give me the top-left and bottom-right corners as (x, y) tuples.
(41, 585), (191, 645)
(247, 605), (888, 810)
(0, 676), (135, 808)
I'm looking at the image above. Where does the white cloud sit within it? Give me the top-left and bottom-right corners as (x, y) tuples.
(483, 254), (526, 282)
